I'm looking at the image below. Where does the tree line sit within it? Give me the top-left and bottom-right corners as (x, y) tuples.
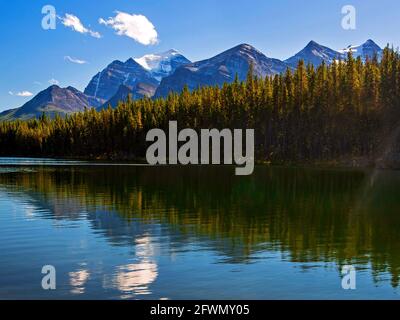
(1, 48), (400, 164)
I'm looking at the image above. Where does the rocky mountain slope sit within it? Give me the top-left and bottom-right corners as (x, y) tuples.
(155, 43), (288, 98)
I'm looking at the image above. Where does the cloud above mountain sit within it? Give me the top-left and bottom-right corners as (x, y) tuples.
(48, 79), (59, 85)
(9, 91), (34, 97)
(60, 14), (101, 38)
(99, 12), (158, 45)
(64, 56), (87, 64)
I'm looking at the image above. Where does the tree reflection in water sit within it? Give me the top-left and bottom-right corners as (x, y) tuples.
(1, 165), (400, 288)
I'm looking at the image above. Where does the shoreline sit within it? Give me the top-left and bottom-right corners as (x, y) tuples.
(0, 155), (396, 171)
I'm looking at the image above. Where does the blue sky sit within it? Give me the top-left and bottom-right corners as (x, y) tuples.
(1, 0), (400, 111)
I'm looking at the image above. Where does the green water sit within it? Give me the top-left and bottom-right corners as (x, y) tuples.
(0, 158), (399, 299)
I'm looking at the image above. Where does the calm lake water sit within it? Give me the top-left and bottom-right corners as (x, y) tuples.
(0, 158), (400, 300)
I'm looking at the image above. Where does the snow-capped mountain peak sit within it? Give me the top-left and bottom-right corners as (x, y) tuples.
(134, 51), (172, 71)
(338, 39), (382, 61)
(134, 50), (191, 81)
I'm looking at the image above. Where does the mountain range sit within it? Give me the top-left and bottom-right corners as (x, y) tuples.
(154, 43), (288, 98)
(0, 85), (102, 120)
(1, 39), (384, 120)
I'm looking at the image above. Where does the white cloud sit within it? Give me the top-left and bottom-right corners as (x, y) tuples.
(64, 55), (87, 64)
(17, 91), (33, 97)
(9, 91), (34, 97)
(99, 12), (158, 45)
(60, 14), (101, 38)
(48, 79), (59, 85)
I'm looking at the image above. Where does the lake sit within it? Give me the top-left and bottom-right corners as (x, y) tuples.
(0, 158), (399, 299)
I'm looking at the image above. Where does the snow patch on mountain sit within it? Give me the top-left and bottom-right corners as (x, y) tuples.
(338, 39), (383, 61)
(135, 49), (191, 81)
(135, 49), (179, 70)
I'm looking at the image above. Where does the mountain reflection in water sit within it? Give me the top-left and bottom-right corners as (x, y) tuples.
(0, 164), (400, 299)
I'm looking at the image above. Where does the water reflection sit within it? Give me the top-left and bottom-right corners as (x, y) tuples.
(69, 267), (90, 295)
(1, 165), (400, 298)
(113, 261), (157, 297)
(105, 236), (158, 298)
